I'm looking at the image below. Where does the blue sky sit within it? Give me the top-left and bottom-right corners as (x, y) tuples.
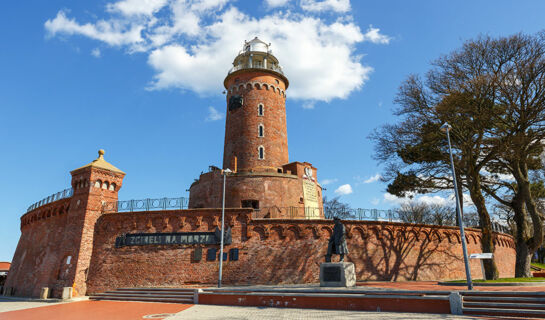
(1, 0), (544, 261)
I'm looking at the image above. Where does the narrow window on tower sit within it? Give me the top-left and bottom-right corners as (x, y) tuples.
(258, 103), (264, 116)
(258, 146), (265, 160)
(258, 124), (264, 137)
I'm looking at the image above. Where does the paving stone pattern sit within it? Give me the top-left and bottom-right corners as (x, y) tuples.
(168, 305), (480, 320)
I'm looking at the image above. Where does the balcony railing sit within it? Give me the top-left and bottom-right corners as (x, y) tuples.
(102, 197), (189, 213)
(27, 188), (73, 212)
(228, 64), (284, 75)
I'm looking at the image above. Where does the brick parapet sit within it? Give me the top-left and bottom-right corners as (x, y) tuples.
(19, 197), (71, 229)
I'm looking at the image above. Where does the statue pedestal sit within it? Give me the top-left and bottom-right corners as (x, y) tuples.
(320, 262), (356, 287)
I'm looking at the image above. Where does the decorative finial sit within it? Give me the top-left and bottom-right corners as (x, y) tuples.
(98, 149), (105, 159)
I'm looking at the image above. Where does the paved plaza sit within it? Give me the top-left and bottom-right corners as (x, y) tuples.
(0, 298), (190, 320)
(169, 304), (479, 320)
(0, 297), (64, 313)
(0, 297), (483, 320)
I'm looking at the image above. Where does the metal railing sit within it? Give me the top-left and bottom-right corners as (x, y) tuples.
(480, 222), (510, 234)
(228, 64), (284, 75)
(99, 200), (512, 234)
(253, 207), (512, 234)
(27, 188), (73, 212)
(252, 207), (401, 221)
(102, 197), (189, 213)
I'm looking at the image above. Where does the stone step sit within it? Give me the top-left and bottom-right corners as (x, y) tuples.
(96, 292), (194, 299)
(461, 291), (545, 297)
(464, 301), (545, 310)
(463, 307), (545, 318)
(463, 296), (545, 303)
(105, 290), (193, 295)
(116, 287), (195, 292)
(90, 296), (193, 303)
(90, 287), (197, 304)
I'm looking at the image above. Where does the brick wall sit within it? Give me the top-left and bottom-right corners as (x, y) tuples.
(86, 209), (515, 294)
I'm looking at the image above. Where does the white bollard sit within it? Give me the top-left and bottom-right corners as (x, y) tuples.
(40, 287), (50, 299)
(62, 287), (73, 300)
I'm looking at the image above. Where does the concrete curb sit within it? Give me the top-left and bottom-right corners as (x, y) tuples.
(0, 296), (89, 303)
(0, 296), (63, 303)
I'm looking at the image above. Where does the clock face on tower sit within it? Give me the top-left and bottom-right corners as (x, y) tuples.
(228, 95), (243, 111)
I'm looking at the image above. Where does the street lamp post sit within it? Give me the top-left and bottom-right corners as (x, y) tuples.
(218, 168), (232, 288)
(441, 122), (473, 290)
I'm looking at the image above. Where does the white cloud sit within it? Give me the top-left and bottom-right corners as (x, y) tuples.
(363, 173), (381, 184)
(302, 101), (316, 109)
(45, 10), (144, 47)
(106, 0), (169, 16)
(265, 0), (290, 8)
(300, 0), (350, 13)
(480, 169), (515, 183)
(383, 192), (408, 205)
(205, 106), (224, 121)
(383, 192), (474, 207)
(146, 9), (373, 101)
(44, 0), (391, 103)
(91, 48), (101, 58)
(370, 197), (380, 206)
(321, 178), (338, 185)
(495, 173), (515, 181)
(417, 195), (449, 206)
(362, 25), (391, 44)
(335, 184), (353, 195)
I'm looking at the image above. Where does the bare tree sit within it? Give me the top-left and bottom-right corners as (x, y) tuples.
(323, 196), (352, 219)
(397, 202), (457, 226)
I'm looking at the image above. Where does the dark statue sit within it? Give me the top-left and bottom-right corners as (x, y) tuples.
(325, 217), (349, 262)
(228, 95), (243, 111)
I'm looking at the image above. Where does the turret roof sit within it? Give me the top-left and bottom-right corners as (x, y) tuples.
(71, 149), (125, 174)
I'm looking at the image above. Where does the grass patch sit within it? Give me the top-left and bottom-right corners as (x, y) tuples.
(447, 277), (545, 283)
(532, 262), (545, 269)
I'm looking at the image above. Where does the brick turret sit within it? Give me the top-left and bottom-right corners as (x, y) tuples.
(223, 37), (289, 171)
(64, 149), (125, 296)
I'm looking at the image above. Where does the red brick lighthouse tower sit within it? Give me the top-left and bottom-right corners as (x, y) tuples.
(189, 38), (323, 218)
(222, 37), (289, 171)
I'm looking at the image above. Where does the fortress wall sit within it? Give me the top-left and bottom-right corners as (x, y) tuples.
(5, 198), (73, 297)
(86, 209), (515, 294)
